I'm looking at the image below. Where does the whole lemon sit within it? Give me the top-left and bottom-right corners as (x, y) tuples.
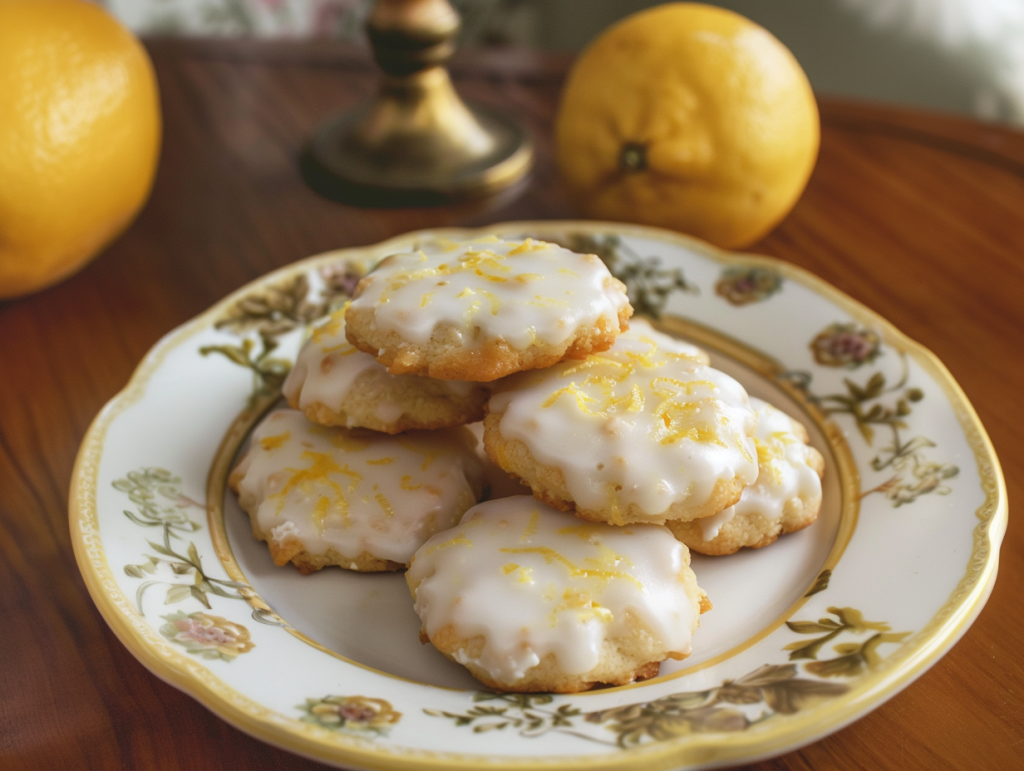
(0, 0), (161, 300)
(556, 3), (819, 250)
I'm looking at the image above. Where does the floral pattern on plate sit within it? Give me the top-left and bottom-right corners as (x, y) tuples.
(71, 221), (1005, 771)
(299, 695), (402, 735)
(160, 611), (255, 660)
(715, 266), (784, 306)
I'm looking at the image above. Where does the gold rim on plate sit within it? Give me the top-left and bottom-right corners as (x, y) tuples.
(69, 221), (1007, 771)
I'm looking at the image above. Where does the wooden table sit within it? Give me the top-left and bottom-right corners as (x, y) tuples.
(1, 39), (1020, 770)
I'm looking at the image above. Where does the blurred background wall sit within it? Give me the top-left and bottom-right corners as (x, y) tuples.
(96, 0), (1024, 126)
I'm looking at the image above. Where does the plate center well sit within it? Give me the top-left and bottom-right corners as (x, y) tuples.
(220, 336), (848, 690)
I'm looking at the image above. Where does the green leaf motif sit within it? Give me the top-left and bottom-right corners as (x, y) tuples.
(584, 664), (848, 748)
(200, 343), (253, 368)
(831, 607), (891, 633)
(759, 675), (848, 714)
(804, 569), (831, 597)
(786, 608), (909, 674)
(426, 692), (590, 740)
(785, 350), (958, 509)
(146, 539), (178, 559)
(786, 620), (841, 634)
(188, 542), (202, 569)
(203, 266), (359, 402)
(165, 584), (192, 604)
(115, 466), (251, 616)
(426, 662), (852, 748)
(556, 233), (698, 319)
(189, 586), (212, 609)
(113, 468), (201, 534)
(864, 371), (885, 399)
(200, 337), (292, 399)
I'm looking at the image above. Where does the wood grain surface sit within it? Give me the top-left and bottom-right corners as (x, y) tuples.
(1, 39), (1020, 770)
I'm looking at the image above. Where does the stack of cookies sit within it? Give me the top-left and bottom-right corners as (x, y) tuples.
(229, 236), (824, 693)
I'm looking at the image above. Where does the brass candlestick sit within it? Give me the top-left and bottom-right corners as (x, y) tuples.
(304, 0), (533, 204)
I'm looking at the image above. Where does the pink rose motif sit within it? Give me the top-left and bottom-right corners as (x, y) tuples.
(715, 266), (782, 306)
(303, 695), (402, 733)
(160, 612), (254, 660)
(319, 261), (362, 298)
(338, 703), (379, 722)
(810, 323), (881, 369)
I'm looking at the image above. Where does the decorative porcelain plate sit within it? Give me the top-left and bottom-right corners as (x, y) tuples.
(71, 222), (1006, 770)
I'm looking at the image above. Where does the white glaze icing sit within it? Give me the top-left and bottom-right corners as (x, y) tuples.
(270, 520), (300, 545)
(489, 329), (758, 522)
(282, 307), (477, 424)
(407, 496), (700, 683)
(233, 410), (484, 566)
(617, 318), (710, 365)
(698, 397), (823, 542)
(347, 236), (631, 349)
(697, 506), (736, 542)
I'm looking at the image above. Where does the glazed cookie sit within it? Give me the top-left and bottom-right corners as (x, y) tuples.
(283, 306), (488, 433)
(484, 326), (758, 525)
(229, 410), (484, 574)
(345, 236), (633, 381)
(406, 496), (709, 693)
(618, 317), (710, 366)
(668, 397), (825, 555)
(466, 422), (535, 501)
